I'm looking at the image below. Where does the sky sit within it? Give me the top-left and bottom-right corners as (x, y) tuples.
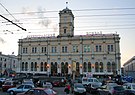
(0, 0), (135, 67)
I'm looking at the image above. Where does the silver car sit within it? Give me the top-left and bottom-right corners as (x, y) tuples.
(7, 84), (35, 95)
(72, 83), (86, 95)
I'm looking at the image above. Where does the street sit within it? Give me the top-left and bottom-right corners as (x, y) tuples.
(0, 87), (91, 95)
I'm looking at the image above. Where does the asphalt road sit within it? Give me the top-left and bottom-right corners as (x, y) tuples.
(0, 87), (91, 95)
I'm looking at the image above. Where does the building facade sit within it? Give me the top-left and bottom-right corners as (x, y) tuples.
(0, 52), (18, 76)
(18, 7), (121, 77)
(123, 56), (135, 78)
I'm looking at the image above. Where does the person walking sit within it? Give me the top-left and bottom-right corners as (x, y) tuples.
(64, 83), (70, 95)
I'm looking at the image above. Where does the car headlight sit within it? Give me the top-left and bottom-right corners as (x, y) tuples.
(84, 88), (86, 92)
(74, 88), (78, 92)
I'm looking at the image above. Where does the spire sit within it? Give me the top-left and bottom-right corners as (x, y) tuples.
(66, 2), (68, 9)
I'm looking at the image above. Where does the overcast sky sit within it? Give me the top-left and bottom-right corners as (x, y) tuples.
(0, 0), (135, 67)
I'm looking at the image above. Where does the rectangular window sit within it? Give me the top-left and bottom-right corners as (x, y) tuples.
(32, 47), (37, 53)
(41, 47), (46, 53)
(108, 45), (114, 52)
(62, 46), (68, 53)
(95, 45), (102, 52)
(107, 45), (110, 52)
(22, 47), (27, 53)
(84, 45), (90, 52)
(111, 45), (114, 52)
(73, 46), (78, 52)
(52, 46), (57, 53)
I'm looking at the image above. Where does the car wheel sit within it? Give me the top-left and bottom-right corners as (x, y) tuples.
(108, 93), (111, 95)
(9, 91), (15, 95)
(130, 93), (135, 95)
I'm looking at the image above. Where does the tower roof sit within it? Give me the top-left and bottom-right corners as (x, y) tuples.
(62, 7), (71, 11)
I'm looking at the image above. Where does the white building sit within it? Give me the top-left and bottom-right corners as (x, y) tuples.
(18, 7), (121, 78)
(0, 52), (19, 76)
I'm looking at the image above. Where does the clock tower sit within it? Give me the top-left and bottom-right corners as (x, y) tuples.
(59, 7), (74, 37)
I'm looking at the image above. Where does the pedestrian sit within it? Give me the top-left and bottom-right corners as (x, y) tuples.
(64, 83), (70, 95)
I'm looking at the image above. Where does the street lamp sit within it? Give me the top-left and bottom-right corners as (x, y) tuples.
(47, 64), (50, 77)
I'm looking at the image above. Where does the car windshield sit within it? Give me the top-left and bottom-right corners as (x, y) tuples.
(23, 81), (33, 85)
(132, 84), (135, 89)
(4, 82), (11, 85)
(75, 84), (84, 88)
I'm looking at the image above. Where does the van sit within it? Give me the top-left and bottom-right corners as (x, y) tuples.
(82, 77), (102, 87)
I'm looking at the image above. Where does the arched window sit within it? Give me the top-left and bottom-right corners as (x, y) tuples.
(34, 62), (37, 71)
(61, 62), (64, 74)
(107, 62), (111, 72)
(31, 62), (33, 71)
(54, 62), (57, 75)
(22, 62), (24, 71)
(95, 62), (98, 72)
(76, 62), (79, 72)
(50, 62), (57, 76)
(83, 62), (87, 72)
(40, 62), (43, 71)
(51, 62), (54, 75)
(88, 62), (91, 72)
(65, 62), (68, 74)
(44, 62), (47, 71)
(112, 62), (116, 73)
(25, 62), (28, 71)
(76, 62), (80, 76)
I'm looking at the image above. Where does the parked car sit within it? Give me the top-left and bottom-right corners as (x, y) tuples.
(82, 77), (102, 87)
(0, 78), (6, 83)
(123, 83), (135, 95)
(2, 81), (16, 92)
(52, 80), (61, 87)
(16, 88), (57, 95)
(107, 85), (125, 95)
(22, 81), (34, 86)
(7, 84), (35, 95)
(123, 83), (135, 90)
(72, 83), (86, 95)
(43, 82), (53, 89)
(84, 83), (100, 94)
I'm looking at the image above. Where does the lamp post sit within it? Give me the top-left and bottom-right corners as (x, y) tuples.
(80, 64), (82, 75)
(47, 64), (50, 77)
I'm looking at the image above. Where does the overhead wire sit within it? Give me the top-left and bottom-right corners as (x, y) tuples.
(1, 7), (135, 34)
(1, 7), (135, 15)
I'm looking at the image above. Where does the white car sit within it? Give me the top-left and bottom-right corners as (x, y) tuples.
(43, 82), (53, 88)
(0, 78), (6, 83)
(82, 77), (102, 87)
(7, 84), (35, 95)
(123, 83), (135, 90)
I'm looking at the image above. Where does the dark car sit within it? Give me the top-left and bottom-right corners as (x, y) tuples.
(17, 88), (57, 95)
(72, 83), (86, 95)
(52, 80), (61, 87)
(84, 83), (99, 94)
(2, 81), (16, 92)
(108, 85), (125, 95)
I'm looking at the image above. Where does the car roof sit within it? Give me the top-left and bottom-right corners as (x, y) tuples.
(74, 83), (83, 85)
(124, 83), (135, 85)
(33, 87), (51, 90)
